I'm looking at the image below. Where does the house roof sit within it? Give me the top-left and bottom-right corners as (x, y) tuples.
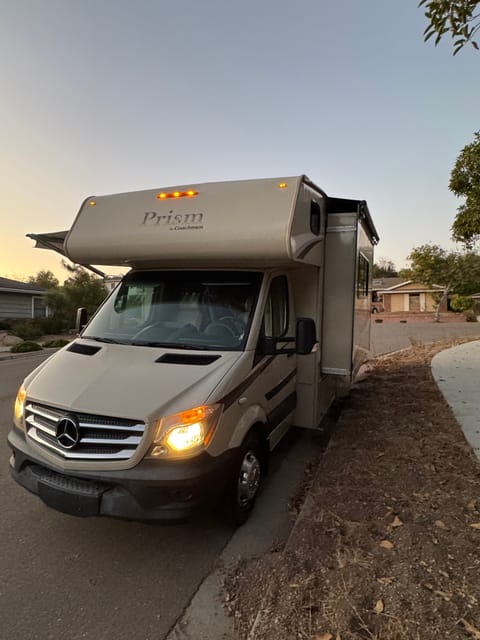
(0, 277), (46, 295)
(372, 277), (405, 290)
(375, 279), (445, 294)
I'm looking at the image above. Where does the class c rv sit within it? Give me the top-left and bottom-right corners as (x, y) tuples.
(8, 176), (379, 524)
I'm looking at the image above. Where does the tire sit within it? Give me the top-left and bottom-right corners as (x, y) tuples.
(224, 433), (263, 526)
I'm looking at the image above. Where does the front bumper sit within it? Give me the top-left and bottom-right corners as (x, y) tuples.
(8, 428), (237, 521)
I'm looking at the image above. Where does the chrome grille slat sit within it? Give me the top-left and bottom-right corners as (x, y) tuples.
(78, 421), (143, 432)
(25, 414), (57, 437)
(25, 403), (61, 423)
(28, 428), (137, 459)
(25, 402), (146, 461)
(80, 436), (142, 446)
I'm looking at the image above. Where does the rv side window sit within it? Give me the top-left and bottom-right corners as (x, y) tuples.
(357, 253), (369, 298)
(310, 200), (322, 236)
(263, 276), (289, 338)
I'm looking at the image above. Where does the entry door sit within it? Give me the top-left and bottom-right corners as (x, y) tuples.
(256, 275), (297, 449)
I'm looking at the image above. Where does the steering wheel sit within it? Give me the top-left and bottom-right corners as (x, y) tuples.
(219, 316), (246, 336)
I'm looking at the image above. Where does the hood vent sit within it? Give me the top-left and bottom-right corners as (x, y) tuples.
(155, 353), (221, 366)
(67, 342), (102, 356)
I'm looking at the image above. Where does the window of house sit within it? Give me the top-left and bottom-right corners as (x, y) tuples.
(32, 297), (47, 319)
(409, 293), (420, 312)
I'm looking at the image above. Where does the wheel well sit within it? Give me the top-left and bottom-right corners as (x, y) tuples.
(247, 422), (270, 474)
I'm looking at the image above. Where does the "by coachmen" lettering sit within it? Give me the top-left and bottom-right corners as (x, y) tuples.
(142, 211), (204, 226)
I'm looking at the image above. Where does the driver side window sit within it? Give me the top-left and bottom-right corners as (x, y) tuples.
(263, 276), (289, 339)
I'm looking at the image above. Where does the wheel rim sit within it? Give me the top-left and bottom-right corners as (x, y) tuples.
(237, 450), (261, 507)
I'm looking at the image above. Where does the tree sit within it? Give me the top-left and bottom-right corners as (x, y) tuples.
(450, 131), (480, 247)
(419, 0), (480, 54)
(45, 266), (108, 330)
(27, 270), (59, 290)
(372, 258), (398, 278)
(408, 243), (480, 320)
(63, 267), (108, 325)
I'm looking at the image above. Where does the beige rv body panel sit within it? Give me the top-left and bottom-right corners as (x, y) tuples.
(65, 177), (325, 269)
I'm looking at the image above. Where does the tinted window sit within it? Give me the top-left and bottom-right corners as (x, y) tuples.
(263, 276), (289, 338)
(357, 253), (370, 298)
(83, 270), (263, 351)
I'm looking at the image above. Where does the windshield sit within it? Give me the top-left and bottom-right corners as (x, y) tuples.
(83, 270), (263, 351)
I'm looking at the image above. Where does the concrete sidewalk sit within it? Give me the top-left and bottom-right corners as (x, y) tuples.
(432, 340), (480, 460)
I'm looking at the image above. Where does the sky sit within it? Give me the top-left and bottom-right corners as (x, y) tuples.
(1, 0), (479, 282)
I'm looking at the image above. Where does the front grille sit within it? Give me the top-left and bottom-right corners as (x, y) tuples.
(24, 402), (146, 461)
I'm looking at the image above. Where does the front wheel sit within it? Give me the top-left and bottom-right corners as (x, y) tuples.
(224, 433), (263, 526)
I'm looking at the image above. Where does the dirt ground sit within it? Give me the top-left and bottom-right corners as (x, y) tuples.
(225, 339), (480, 640)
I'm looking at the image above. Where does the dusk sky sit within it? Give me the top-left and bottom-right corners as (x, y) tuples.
(1, 1), (479, 281)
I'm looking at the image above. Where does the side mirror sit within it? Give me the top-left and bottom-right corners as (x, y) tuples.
(296, 317), (316, 355)
(76, 307), (88, 334)
(260, 336), (276, 356)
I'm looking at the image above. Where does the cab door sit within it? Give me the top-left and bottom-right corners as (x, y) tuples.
(255, 274), (297, 449)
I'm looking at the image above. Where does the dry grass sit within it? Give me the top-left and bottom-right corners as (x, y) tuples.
(226, 339), (480, 640)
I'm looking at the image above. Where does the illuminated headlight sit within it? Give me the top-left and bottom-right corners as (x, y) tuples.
(148, 404), (223, 459)
(13, 383), (26, 431)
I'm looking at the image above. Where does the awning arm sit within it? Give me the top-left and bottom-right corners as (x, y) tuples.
(27, 232), (106, 278)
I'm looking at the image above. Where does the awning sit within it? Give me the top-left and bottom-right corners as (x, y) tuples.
(27, 231), (69, 255)
(27, 231), (105, 277)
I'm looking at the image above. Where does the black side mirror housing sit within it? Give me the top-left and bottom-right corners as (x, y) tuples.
(261, 336), (276, 356)
(76, 307), (88, 334)
(296, 317), (316, 355)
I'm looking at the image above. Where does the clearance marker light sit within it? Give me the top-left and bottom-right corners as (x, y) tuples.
(156, 190), (198, 200)
(278, 182), (287, 189)
(88, 200), (96, 206)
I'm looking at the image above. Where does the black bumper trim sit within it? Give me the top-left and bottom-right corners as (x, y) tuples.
(8, 428), (237, 521)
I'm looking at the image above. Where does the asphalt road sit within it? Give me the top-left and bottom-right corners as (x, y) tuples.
(2, 323), (479, 640)
(370, 320), (480, 356)
(0, 353), (322, 640)
(0, 353), (235, 640)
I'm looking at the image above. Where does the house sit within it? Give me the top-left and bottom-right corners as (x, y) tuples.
(371, 277), (404, 312)
(372, 278), (447, 313)
(0, 277), (49, 320)
(103, 275), (123, 293)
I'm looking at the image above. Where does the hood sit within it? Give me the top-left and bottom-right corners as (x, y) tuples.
(25, 340), (242, 422)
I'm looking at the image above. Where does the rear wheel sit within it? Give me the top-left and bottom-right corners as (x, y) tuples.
(225, 433), (263, 526)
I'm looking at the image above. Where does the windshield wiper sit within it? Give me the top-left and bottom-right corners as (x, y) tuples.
(82, 335), (128, 345)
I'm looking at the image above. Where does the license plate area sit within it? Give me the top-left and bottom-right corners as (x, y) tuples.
(31, 465), (106, 517)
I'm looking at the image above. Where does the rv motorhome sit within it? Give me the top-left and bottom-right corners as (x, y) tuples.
(8, 176), (379, 524)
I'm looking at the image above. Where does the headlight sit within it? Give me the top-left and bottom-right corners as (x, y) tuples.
(147, 404), (223, 459)
(13, 383), (26, 431)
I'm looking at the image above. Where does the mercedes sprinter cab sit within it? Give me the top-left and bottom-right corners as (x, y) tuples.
(8, 176), (379, 524)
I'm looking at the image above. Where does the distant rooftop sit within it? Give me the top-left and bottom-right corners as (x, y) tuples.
(372, 277), (405, 290)
(0, 277), (46, 294)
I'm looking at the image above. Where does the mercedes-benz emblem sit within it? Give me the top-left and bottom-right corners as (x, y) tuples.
(55, 415), (80, 449)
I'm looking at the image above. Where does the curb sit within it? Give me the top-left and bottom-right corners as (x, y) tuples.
(244, 410), (342, 640)
(165, 428), (332, 640)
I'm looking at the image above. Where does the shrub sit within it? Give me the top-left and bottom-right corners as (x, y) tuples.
(10, 341), (43, 353)
(10, 320), (43, 340)
(464, 309), (478, 322)
(0, 320), (12, 330)
(37, 316), (70, 335)
(42, 339), (69, 348)
(450, 294), (473, 313)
